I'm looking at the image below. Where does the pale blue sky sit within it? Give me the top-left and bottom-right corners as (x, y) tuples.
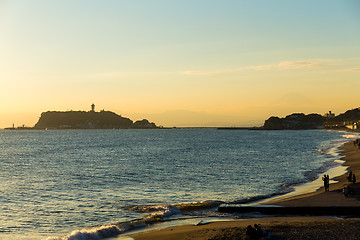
(1, 0), (360, 127)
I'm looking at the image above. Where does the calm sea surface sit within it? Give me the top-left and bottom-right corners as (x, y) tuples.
(0, 129), (356, 240)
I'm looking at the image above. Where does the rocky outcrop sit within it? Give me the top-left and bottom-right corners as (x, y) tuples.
(133, 119), (157, 129)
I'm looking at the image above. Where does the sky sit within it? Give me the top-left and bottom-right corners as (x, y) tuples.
(1, 0), (360, 128)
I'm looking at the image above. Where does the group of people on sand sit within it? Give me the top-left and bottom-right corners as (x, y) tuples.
(322, 174), (330, 192)
(322, 170), (357, 194)
(246, 224), (271, 240)
(347, 170), (356, 184)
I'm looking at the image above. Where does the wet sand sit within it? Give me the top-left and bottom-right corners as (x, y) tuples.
(269, 140), (360, 207)
(125, 140), (360, 240)
(129, 217), (360, 240)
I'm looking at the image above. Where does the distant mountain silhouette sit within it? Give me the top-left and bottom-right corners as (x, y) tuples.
(34, 110), (158, 129)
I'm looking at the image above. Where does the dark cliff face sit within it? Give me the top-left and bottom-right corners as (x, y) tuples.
(263, 113), (325, 130)
(263, 116), (283, 130)
(33, 111), (156, 129)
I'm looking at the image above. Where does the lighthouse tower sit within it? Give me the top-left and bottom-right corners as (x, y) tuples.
(91, 103), (95, 112)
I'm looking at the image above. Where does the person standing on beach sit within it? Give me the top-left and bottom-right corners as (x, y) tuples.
(326, 175), (330, 191)
(348, 171), (353, 182)
(322, 175), (329, 192)
(352, 174), (356, 184)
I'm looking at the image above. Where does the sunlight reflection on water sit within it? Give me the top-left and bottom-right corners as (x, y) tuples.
(0, 129), (352, 239)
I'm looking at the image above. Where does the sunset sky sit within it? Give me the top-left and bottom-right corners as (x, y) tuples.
(1, 0), (360, 128)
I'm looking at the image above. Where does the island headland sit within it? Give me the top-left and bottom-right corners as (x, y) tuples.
(219, 107), (360, 131)
(32, 104), (158, 130)
(263, 108), (360, 130)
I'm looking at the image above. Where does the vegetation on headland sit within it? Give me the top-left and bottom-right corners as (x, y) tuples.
(263, 113), (325, 130)
(325, 108), (360, 127)
(263, 107), (360, 130)
(33, 110), (158, 129)
(217, 108), (360, 130)
(5, 109), (158, 130)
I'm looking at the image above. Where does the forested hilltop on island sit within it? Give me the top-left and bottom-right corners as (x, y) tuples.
(33, 110), (158, 129)
(263, 108), (360, 130)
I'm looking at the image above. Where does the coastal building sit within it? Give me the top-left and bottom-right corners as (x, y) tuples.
(91, 103), (95, 112)
(345, 121), (358, 130)
(323, 111), (335, 118)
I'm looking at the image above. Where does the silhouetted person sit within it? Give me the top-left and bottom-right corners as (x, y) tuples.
(322, 175), (329, 191)
(352, 174), (356, 184)
(254, 224), (270, 238)
(348, 171), (353, 182)
(344, 185), (353, 197)
(326, 175), (330, 191)
(246, 224), (270, 239)
(246, 225), (260, 239)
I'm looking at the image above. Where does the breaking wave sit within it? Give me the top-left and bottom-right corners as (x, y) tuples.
(341, 134), (360, 139)
(45, 200), (224, 240)
(45, 225), (125, 240)
(123, 200), (224, 213)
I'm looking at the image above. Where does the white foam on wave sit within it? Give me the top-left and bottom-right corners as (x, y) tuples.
(45, 201), (223, 240)
(341, 134), (360, 139)
(141, 205), (181, 223)
(123, 200), (223, 215)
(45, 225), (125, 240)
(317, 132), (358, 160)
(312, 133), (355, 175)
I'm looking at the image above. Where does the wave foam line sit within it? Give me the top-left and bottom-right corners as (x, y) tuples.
(123, 200), (223, 214)
(45, 200), (224, 240)
(45, 225), (125, 240)
(341, 134), (360, 139)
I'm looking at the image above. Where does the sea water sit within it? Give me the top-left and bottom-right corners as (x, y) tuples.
(0, 129), (357, 240)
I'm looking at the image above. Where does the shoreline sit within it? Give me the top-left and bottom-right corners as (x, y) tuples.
(121, 136), (360, 240)
(265, 139), (360, 206)
(257, 136), (351, 204)
(125, 217), (360, 240)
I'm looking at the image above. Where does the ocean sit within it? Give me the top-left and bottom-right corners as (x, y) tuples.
(0, 129), (357, 240)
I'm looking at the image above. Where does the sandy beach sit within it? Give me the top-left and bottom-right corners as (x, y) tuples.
(121, 139), (360, 240)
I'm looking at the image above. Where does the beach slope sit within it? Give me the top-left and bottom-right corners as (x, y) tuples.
(125, 140), (360, 240)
